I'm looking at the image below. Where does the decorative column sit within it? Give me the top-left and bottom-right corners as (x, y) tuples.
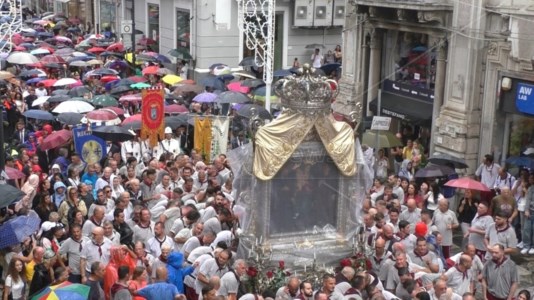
(429, 37), (447, 155)
(366, 29), (382, 115)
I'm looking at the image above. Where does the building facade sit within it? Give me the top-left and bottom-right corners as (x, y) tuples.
(334, 0), (534, 172)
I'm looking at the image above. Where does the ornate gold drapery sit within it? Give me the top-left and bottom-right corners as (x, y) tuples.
(253, 110), (357, 180)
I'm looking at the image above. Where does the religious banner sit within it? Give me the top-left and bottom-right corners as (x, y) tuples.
(193, 117), (212, 161)
(72, 126), (107, 164)
(210, 117), (230, 162)
(141, 88), (165, 148)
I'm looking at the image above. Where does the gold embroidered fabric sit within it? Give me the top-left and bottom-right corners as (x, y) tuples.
(253, 111), (357, 180)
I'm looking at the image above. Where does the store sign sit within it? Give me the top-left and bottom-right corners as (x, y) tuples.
(382, 79), (434, 102)
(516, 82), (534, 115)
(371, 116), (392, 130)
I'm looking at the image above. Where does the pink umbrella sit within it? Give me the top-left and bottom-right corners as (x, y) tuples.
(41, 55), (66, 64)
(119, 94), (142, 103)
(165, 104), (189, 114)
(87, 109), (119, 122)
(5, 167), (25, 179)
(444, 177), (490, 192)
(103, 107), (125, 115)
(122, 114), (142, 124)
(227, 82), (250, 94)
(40, 129), (72, 150)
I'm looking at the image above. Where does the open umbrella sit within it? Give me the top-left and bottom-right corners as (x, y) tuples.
(48, 94), (71, 103)
(69, 60), (88, 67)
(242, 78), (265, 88)
(505, 156), (534, 169)
(53, 77), (78, 87)
(39, 79), (57, 88)
(142, 65), (159, 76)
(5, 167), (25, 179)
(162, 74), (182, 85)
(305, 43), (325, 49)
(237, 104), (272, 120)
(216, 91), (251, 104)
(0, 212), (40, 249)
(92, 94), (118, 107)
(444, 177), (490, 192)
(41, 54), (66, 64)
(165, 104), (189, 114)
(0, 184), (24, 209)
(86, 110), (120, 125)
(40, 129), (73, 150)
(157, 67), (175, 76)
(119, 94), (142, 103)
(91, 125), (136, 142)
(239, 56), (257, 67)
(273, 69), (292, 77)
(103, 107), (125, 116)
(57, 112), (83, 125)
(165, 115), (189, 129)
(233, 70), (256, 79)
(7, 52), (39, 64)
(130, 82), (151, 89)
(174, 84), (204, 94)
(30, 281), (90, 300)
(428, 153), (468, 169)
(193, 92), (218, 103)
(31, 96), (50, 107)
(361, 130), (403, 148)
(68, 86), (91, 98)
(200, 75), (225, 90)
(168, 48), (192, 59)
(320, 63), (341, 75)
(52, 100), (94, 113)
(23, 109), (55, 120)
(415, 164), (455, 178)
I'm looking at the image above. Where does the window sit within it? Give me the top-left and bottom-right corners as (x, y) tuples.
(100, 0), (116, 33)
(176, 9), (190, 50)
(148, 3), (160, 51)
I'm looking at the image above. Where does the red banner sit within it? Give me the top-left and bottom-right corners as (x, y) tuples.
(141, 88), (165, 148)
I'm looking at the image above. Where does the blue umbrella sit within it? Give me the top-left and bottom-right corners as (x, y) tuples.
(273, 69), (292, 77)
(505, 156), (534, 169)
(320, 63), (341, 75)
(201, 75), (225, 90)
(23, 109), (55, 120)
(37, 32), (53, 38)
(0, 213), (41, 249)
(193, 92), (218, 103)
(26, 77), (44, 84)
(155, 54), (171, 63)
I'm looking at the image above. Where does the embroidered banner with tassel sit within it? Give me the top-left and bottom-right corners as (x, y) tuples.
(141, 88), (165, 148)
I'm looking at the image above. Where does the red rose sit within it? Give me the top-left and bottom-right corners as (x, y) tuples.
(365, 259), (373, 271)
(279, 261), (285, 269)
(285, 271), (291, 276)
(340, 258), (352, 267)
(266, 270), (274, 278)
(247, 266), (258, 277)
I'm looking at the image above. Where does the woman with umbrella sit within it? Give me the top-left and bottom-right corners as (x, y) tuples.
(457, 189), (479, 248)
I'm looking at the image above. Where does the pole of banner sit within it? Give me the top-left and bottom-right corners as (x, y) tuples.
(0, 106), (5, 172)
(131, 0), (136, 71)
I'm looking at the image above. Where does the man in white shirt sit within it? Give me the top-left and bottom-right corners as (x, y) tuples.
(311, 48), (324, 68)
(475, 154), (500, 191)
(59, 224), (90, 283)
(121, 138), (142, 163)
(154, 127), (181, 159)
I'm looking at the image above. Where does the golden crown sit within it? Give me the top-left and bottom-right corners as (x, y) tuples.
(274, 64), (338, 114)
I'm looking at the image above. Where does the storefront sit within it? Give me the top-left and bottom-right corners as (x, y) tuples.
(496, 74), (534, 162)
(147, 2), (160, 52)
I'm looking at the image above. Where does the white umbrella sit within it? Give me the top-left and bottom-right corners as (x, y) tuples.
(52, 100), (94, 113)
(524, 148), (534, 155)
(30, 48), (51, 55)
(53, 78), (78, 87)
(7, 52), (39, 64)
(69, 61), (88, 67)
(32, 96), (50, 107)
(35, 69), (48, 77)
(72, 51), (88, 57)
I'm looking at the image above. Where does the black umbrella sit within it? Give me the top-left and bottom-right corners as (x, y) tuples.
(18, 69), (42, 77)
(0, 184), (25, 209)
(320, 63), (341, 75)
(68, 86), (91, 97)
(48, 94), (71, 103)
(165, 115), (189, 129)
(241, 78), (265, 88)
(92, 68), (118, 76)
(92, 126), (136, 142)
(57, 112), (83, 125)
(110, 85), (133, 95)
(121, 121), (141, 131)
(200, 75), (225, 90)
(414, 164), (455, 178)
(44, 63), (62, 69)
(237, 104), (272, 120)
(428, 153), (468, 169)
(239, 56), (258, 67)
(216, 91), (251, 104)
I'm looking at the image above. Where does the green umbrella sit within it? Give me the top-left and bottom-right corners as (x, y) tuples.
(168, 48), (192, 59)
(361, 130), (403, 148)
(92, 94), (118, 107)
(130, 82), (151, 89)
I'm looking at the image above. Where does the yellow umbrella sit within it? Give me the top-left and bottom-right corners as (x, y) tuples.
(125, 53), (143, 65)
(162, 74), (183, 85)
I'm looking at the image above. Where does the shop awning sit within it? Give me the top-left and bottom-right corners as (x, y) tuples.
(369, 92), (433, 125)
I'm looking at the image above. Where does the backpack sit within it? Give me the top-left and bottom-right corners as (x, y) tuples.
(64, 200), (76, 225)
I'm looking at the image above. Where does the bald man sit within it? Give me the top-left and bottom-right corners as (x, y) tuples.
(276, 276), (300, 300)
(137, 266), (183, 300)
(80, 226), (112, 283)
(444, 254), (474, 296)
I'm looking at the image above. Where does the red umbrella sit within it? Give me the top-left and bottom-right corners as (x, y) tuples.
(165, 104), (189, 114)
(101, 75), (120, 83)
(41, 55), (66, 64)
(40, 129), (72, 150)
(142, 66), (159, 76)
(227, 82), (250, 94)
(87, 47), (106, 54)
(122, 114), (142, 124)
(5, 166), (25, 179)
(106, 43), (124, 52)
(128, 76), (147, 83)
(39, 79), (58, 87)
(137, 37), (156, 46)
(86, 110), (119, 122)
(444, 177), (490, 192)
(28, 62), (43, 68)
(103, 107), (125, 115)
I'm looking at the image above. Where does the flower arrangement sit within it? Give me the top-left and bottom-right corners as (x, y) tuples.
(245, 260), (291, 295)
